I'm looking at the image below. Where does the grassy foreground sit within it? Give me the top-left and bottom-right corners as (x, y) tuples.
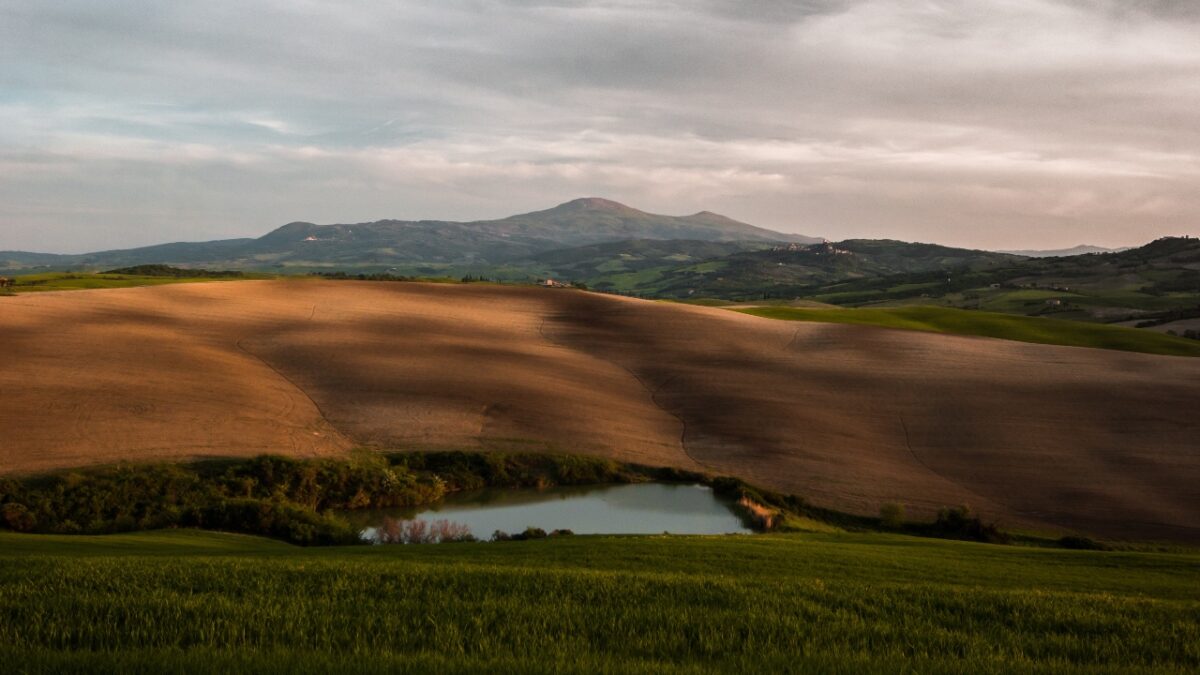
(737, 305), (1200, 357)
(1, 530), (1197, 674)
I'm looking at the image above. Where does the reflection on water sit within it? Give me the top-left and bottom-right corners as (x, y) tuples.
(345, 483), (753, 540)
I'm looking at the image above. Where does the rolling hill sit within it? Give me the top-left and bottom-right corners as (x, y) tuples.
(569, 239), (1023, 297)
(2, 279), (1198, 543)
(795, 236), (1200, 322)
(520, 238), (776, 288)
(527, 237), (1199, 321)
(0, 198), (815, 273)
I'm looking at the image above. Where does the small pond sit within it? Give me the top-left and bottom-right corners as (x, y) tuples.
(345, 483), (754, 541)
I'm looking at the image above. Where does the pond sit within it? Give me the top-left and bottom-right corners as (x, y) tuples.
(345, 483), (754, 541)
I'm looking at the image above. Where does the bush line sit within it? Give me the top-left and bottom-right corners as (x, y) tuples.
(0, 450), (1019, 547)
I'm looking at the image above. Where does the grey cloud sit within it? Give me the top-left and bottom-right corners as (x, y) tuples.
(0, 0), (1197, 253)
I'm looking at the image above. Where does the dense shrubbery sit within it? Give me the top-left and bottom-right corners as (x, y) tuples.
(920, 505), (1010, 544)
(0, 452), (682, 545)
(1058, 535), (1109, 551)
(390, 451), (662, 492)
(313, 271), (416, 282)
(0, 450), (1030, 547)
(0, 455), (432, 545)
(879, 503), (906, 529)
(103, 264), (243, 278)
(491, 527), (574, 541)
(376, 518), (476, 544)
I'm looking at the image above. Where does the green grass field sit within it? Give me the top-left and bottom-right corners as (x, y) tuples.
(1, 530), (1196, 673)
(0, 271), (263, 294)
(736, 305), (1200, 357)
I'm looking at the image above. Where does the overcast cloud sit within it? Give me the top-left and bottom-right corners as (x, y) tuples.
(1, 0), (1198, 252)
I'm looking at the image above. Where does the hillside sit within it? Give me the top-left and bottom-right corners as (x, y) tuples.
(592, 239), (1023, 298)
(522, 238), (774, 289)
(2, 280), (1198, 542)
(800, 236), (1200, 322)
(531, 237), (1199, 320)
(0, 198), (813, 273)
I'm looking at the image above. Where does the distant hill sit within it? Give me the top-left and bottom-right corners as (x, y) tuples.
(524, 238), (775, 287)
(0, 251), (76, 272)
(0, 198), (815, 272)
(590, 240), (1023, 298)
(586, 237), (1200, 325)
(998, 245), (1126, 257)
(795, 236), (1200, 322)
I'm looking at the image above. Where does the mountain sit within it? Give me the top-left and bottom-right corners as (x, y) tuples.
(998, 245), (1126, 257)
(0, 198), (815, 273)
(492, 198), (813, 244)
(0, 251), (75, 271)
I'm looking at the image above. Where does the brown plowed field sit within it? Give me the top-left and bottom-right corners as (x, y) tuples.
(3, 280), (1198, 542)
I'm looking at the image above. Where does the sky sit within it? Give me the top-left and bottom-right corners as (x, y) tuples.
(1, 0), (1198, 253)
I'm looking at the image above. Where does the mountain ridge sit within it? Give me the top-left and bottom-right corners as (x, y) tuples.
(1, 198), (816, 271)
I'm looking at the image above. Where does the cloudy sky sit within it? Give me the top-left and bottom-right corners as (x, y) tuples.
(2, 0), (1198, 253)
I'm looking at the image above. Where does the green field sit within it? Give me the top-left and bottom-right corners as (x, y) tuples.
(0, 271), (262, 294)
(737, 305), (1200, 357)
(1, 529), (1197, 673)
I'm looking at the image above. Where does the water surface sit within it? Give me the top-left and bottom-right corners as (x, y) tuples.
(346, 483), (753, 540)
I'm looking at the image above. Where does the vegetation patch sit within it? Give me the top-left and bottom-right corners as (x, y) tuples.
(0, 451), (1025, 548)
(0, 453), (653, 546)
(103, 264), (244, 277)
(737, 305), (1200, 357)
(0, 529), (1197, 673)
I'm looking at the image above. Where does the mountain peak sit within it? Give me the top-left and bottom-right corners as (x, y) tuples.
(553, 197), (644, 215)
(685, 210), (743, 224)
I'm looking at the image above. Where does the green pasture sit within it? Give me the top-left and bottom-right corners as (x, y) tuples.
(1, 529), (1197, 673)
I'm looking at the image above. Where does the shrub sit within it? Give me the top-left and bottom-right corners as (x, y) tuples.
(879, 503), (905, 529)
(432, 519), (472, 542)
(519, 527), (548, 540)
(929, 505), (1009, 544)
(1058, 535), (1109, 551)
(375, 518), (474, 544)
